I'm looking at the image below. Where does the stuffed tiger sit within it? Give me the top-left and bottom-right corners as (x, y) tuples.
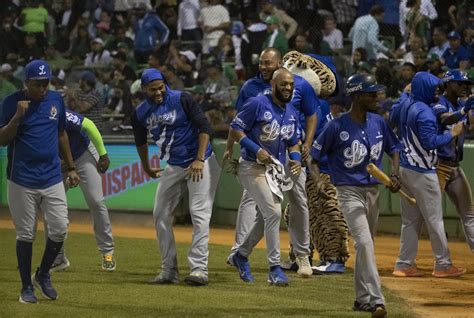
(281, 51), (350, 273)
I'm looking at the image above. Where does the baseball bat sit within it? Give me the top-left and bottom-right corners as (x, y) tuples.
(366, 163), (417, 205)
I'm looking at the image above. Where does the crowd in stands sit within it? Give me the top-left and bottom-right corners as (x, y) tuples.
(0, 0), (473, 137)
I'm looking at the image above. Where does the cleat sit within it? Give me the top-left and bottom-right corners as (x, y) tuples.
(352, 300), (372, 312)
(102, 253), (116, 271)
(232, 252), (254, 282)
(32, 268), (58, 300)
(268, 266), (289, 286)
(149, 272), (179, 285)
(19, 285), (38, 304)
(295, 255), (312, 278)
(432, 265), (466, 278)
(392, 266), (425, 277)
(49, 256), (70, 273)
(371, 304), (387, 318)
(313, 260), (345, 274)
(184, 271), (209, 286)
(226, 253), (235, 267)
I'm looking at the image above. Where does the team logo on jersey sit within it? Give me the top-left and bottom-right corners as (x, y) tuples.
(146, 110), (177, 129)
(260, 120), (295, 142)
(375, 131), (383, 139)
(339, 131), (349, 141)
(49, 106), (58, 120)
(264, 111), (273, 120)
(343, 140), (367, 168)
(38, 64), (46, 76)
(66, 112), (80, 124)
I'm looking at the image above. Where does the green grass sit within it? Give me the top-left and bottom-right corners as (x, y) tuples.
(0, 229), (414, 317)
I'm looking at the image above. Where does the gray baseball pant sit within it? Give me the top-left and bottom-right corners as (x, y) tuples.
(336, 185), (385, 307)
(154, 154), (220, 277)
(237, 160), (282, 267)
(45, 143), (114, 260)
(8, 180), (68, 243)
(396, 167), (453, 271)
(230, 165), (310, 258)
(437, 164), (474, 252)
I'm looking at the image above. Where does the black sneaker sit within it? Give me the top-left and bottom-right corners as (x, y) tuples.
(19, 285), (38, 304)
(352, 300), (372, 312)
(372, 304), (387, 318)
(32, 268), (58, 300)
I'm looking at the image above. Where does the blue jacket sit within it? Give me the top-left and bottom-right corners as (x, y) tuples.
(133, 13), (170, 52)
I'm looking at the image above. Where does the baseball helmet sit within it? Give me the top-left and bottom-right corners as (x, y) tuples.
(443, 69), (472, 84)
(345, 74), (384, 96)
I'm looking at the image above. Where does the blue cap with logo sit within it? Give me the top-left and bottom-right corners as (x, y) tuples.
(141, 68), (165, 85)
(25, 59), (51, 80)
(443, 69), (473, 84)
(447, 31), (461, 39)
(345, 74), (384, 95)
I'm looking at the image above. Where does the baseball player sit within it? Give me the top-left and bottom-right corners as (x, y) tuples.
(131, 68), (221, 286)
(45, 109), (115, 272)
(224, 48), (318, 277)
(0, 60), (80, 303)
(309, 74), (401, 318)
(432, 70), (474, 252)
(229, 68), (301, 286)
(390, 71), (466, 278)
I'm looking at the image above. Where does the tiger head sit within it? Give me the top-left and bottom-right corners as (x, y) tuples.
(282, 51), (338, 98)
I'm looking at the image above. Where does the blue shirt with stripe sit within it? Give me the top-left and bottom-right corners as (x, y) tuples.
(64, 109), (90, 161)
(231, 94), (299, 165)
(133, 88), (212, 168)
(0, 90), (66, 189)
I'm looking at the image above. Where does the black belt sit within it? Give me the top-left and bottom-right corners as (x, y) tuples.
(438, 159), (460, 167)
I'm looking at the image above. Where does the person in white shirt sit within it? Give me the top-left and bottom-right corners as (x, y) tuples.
(259, 0), (298, 39)
(177, 0), (201, 41)
(322, 16), (343, 53)
(428, 26), (450, 59)
(399, 0), (437, 40)
(198, 0), (230, 54)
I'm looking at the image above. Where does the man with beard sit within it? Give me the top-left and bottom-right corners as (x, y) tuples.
(223, 48), (318, 278)
(432, 70), (474, 253)
(228, 68), (301, 286)
(308, 74), (401, 318)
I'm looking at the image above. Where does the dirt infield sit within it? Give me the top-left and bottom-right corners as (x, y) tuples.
(1, 211), (473, 318)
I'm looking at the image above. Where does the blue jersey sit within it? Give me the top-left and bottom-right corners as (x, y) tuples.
(65, 109), (90, 161)
(391, 72), (453, 173)
(310, 112), (400, 186)
(432, 95), (467, 163)
(442, 45), (470, 69)
(235, 73), (318, 140)
(314, 97), (332, 174)
(0, 90), (66, 189)
(231, 94), (299, 165)
(133, 89), (212, 168)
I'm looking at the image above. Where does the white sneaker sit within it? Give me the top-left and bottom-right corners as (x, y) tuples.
(296, 255), (312, 278)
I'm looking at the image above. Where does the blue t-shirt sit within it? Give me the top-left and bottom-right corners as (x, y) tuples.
(231, 94), (299, 165)
(431, 95), (467, 162)
(0, 90), (66, 189)
(442, 45), (470, 69)
(65, 109), (90, 161)
(310, 112), (400, 186)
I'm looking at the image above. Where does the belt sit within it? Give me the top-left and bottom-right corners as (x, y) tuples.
(438, 159), (459, 167)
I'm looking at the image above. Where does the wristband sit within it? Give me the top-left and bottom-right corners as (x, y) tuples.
(68, 167), (76, 172)
(289, 151), (301, 161)
(239, 136), (261, 156)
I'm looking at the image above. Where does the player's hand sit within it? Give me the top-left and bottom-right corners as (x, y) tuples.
(222, 149), (233, 165)
(187, 160), (204, 182)
(450, 122), (464, 137)
(315, 180), (331, 200)
(14, 100), (30, 121)
(301, 144), (311, 162)
(289, 159), (301, 176)
(256, 148), (272, 165)
(144, 167), (162, 178)
(97, 154), (110, 174)
(388, 174), (401, 193)
(66, 170), (80, 188)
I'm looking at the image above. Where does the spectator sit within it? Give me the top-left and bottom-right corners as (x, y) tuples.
(84, 38), (112, 68)
(50, 69), (67, 96)
(107, 83), (132, 130)
(19, 33), (44, 63)
(5, 53), (25, 82)
(156, 0), (178, 40)
(330, 0), (358, 35)
(441, 31), (470, 70)
(177, 0), (201, 41)
(159, 65), (185, 91)
(19, 0), (49, 47)
(322, 16), (343, 53)
(349, 5), (392, 61)
(202, 61), (230, 104)
(426, 54), (444, 78)
(116, 42), (138, 71)
(399, 0), (437, 40)
(244, 12), (268, 76)
(132, 3), (170, 63)
(0, 15), (24, 59)
(70, 26), (91, 60)
(44, 43), (73, 71)
(291, 33), (313, 54)
(0, 63), (22, 89)
(231, 21), (250, 80)
(148, 51), (162, 69)
(259, 0), (298, 39)
(262, 16), (288, 55)
(346, 47), (368, 76)
(56, 0), (73, 29)
(106, 25), (134, 51)
(0, 66), (17, 103)
(413, 49), (428, 71)
(65, 70), (103, 131)
(198, 0), (230, 54)
(428, 26), (450, 59)
(186, 85), (213, 112)
(405, 0), (430, 48)
(95, 21), (113, 48)
(402, 35), (424, 64)
(111, 50), (137, 84)
(400, 62), (416, 88)
(375, 62), (399, 98)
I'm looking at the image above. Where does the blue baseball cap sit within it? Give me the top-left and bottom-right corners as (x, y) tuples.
(25, 59), (51, 80)
(447, 31), (461, 39)
(345, 74), (384, 95)
(141, 68), (165, 85)
(443, 69), (473, 84)
(80, 70), (97, 84)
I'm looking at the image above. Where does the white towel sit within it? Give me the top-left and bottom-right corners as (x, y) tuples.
(265, 157), (294, 202)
